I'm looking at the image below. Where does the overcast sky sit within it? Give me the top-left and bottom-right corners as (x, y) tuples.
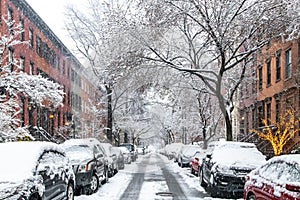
(24, 0), (82, 52)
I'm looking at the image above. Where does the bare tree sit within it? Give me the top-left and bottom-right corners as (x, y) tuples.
(133, 0), (299, 141)
(65, 0), (144, 142)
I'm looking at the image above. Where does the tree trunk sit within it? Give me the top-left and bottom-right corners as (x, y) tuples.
(224, 113), (233, 141)
(218, 94), (233, 141)
(202, 126), (208, 149)
(106, 86), (113, 142)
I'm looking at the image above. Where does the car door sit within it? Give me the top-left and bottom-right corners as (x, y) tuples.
(254, 162), (281, 200)
(202, 154), (213, 183)
(93, 144), (105, 177)
(36, 150), (67, 200)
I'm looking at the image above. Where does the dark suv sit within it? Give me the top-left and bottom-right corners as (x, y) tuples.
(61, 138), (109, 195)
(199, 141), (266, 198)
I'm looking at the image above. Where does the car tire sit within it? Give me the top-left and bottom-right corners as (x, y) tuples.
(66, 183), (74, 200)
(191, 167), (195, 175)
(208, 174), (219, 198)
(90, 174), (99, 194)
(247, 194), (256, 200)
(180, 162), (184, 168)
(102, 167), (109, 184)
(198, 168), (207, 188)
(209, 185), (219, 198)
(29, 193), (41, 200)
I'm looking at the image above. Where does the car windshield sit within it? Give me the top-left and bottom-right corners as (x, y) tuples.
(65, 144), (92, 154)
(119, 144), (134, 152)
(183, 146), (201, 157)
(211, 146), (266, 168)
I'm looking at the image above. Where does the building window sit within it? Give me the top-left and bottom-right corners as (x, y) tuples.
(276, 99), (280, 122)
(62, 60), (65, 75)
(30, 61), (34, 75)
(57, 57), (60, 71)
(258, 67), (263, 90)
(29, 28), (34, 49)
(20, 97), (25, 126)
(67, 65), (70, 79)
(251, 108), (256, 128)
(285, 49), (292, 79)
(266, 59), (271, 86)
(68, 90), (71, 105)
(8, 7), (13, 33)
(71, 69), (75, 82)
(276, 51), (281, 81)
(36, 36), (41, 55)
(8, 47), (14, 71)
(19, 18), (25, 41)
(266, 102), (271, 120)
(258, 105), (264, 127)
(20, 56), (25, 72)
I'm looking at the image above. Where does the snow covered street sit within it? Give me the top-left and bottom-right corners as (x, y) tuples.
(75, 152), (242, 200)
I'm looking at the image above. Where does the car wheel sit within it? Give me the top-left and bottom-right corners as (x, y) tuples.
(191, 167), (195, 175)
(66, 183), (74, 200)
(208, 174), (219, 198)
(198, 168), (207, 188)
(90, 174), (99, 193)
(102, 167), (109, 184)
(247, 194), (256, 200)
(29, 193), (41, 200)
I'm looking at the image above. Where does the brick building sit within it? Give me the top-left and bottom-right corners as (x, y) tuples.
(0, 0), (105, 141)
(239, 38), (300, 156)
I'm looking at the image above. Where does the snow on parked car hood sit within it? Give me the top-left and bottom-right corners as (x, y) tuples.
(210, 142), (266, 171)
(0, 141), (64, 183)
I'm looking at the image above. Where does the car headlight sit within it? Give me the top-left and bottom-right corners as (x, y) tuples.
(216, 165), (234, 175)
(78, 163), (92, 173)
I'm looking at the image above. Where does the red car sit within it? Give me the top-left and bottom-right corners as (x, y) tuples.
(244, 154), (300, 200)
(190, 151), (206, 176)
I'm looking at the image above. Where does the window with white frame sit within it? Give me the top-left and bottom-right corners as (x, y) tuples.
(285, 49), (292, 79)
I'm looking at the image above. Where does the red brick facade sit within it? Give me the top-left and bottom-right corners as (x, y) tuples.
(0, 0), (105, 141)
(240, 38), (300, 155)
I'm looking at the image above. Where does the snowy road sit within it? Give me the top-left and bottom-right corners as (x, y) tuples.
(75, 152), (241, 200)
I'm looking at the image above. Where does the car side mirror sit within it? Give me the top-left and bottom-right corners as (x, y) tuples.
(96, 154), (104, 159)
(37, 165), (50, 176)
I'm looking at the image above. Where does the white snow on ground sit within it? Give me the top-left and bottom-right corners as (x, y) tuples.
(75, 153), (242, 200)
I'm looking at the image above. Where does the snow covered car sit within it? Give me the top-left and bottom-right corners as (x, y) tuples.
(119, 143), (137, 162)
(164, 142), (184, 160)
(118, 146), (132, 164)
(178, 145), (202, 168)
(190, 150), (207, 176)
(99, 142), (118, 177)
(61, 138), (108, 195)
(199, 141), (266, 198)
(0, 141), (75, 200)
(112, 147), (125, 170)
(244, 154), (300, 200)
